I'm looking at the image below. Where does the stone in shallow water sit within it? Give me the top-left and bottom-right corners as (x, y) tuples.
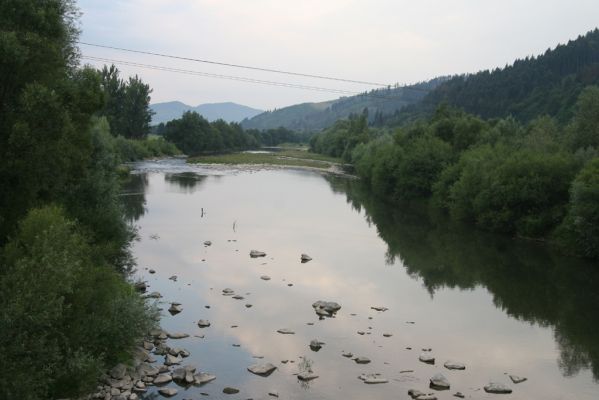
(371, 306), (388, 312)
(342, 351), (353, 358)
(247, 363), (277, 376)
(443, 360), (466, 370)
(260, 275), (271, 281)
(197, 319), (211, 328)
(383, 333), (393, 337)
(250, 250), (266, 258)
(145, 291), (162, 299)
(312, 300), (341, 317)
(158, 387), (177, 397)
(419, 353), (435, 364)
(277, 328), (295, 334)
(194, 372), (216, 385)
(223, 387), (240, 394)
(153, 374), (172, 385)
(429, 373), (450, 390)
(164, 354), (182, 366)
(232, 294), (244, 300)
(301, 253), (312, 262)
(167, 332), (189, 339)
(309, 339), (324, 351)
(484, 382), (512, 394)
(298, 371), (319, 381)
(354, 356), (371, 364)
(204, 240), (211, 246)
(168, 303), (182, 315)
(454, 392), (465, 398)
(509, 374), (527, 384)
(222, 288), (235, 296)
(358, 373), (388, 384)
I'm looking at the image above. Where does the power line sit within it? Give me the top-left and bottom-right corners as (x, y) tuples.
(78, 41), (392, 87)
(83, 56), (360, 95)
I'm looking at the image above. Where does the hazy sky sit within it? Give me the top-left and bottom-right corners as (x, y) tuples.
(78, 0), (599, 110)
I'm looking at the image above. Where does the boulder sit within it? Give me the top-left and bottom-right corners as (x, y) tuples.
(223, 387), (240, 394)
(300, 254), (312, 262)
(443, 360), (466, 370)
(371, 306), (388, 312)
(168, 303), (182, 315)
(153, 374), (172, 385)
(247, 363), (277, 376)
(429, 373), (450, 390)
(309, 339), (324, 351)
(144, 291), (162, 299)
(354, 356), (371, 364)
(484, 382), (512, 394)
(167, 332), (189, 339)
(232, 295), (244, 300)
(260, 275), (271, 281)
(342, 351), (353, 358)
(110, 364), (127, 380)
(250, 250), (266, 258)
(312, 300), (341, 317)
(164, 354), (182, 366)
(134, 282), (147, 293)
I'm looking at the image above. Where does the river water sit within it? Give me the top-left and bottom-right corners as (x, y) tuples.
(123, 159), (599, 400)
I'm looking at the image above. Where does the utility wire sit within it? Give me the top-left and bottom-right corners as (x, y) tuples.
(78, 41), (392, 87)
(82, 55), (424, 100)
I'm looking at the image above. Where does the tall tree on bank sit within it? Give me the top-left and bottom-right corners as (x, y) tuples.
(99, 65), (154, 139)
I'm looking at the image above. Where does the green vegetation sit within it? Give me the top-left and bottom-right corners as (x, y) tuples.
(0, 1), (158, 398)
(189, 148), (342, 169)
(386, 29), (599, 126)
(311, 89), (599, 259)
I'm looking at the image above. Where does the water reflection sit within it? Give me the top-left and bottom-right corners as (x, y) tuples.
(327, 176), (599, 381)
(164, 172), (208, 194)
(120, 173), (148, 222)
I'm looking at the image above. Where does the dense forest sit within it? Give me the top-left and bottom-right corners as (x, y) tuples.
(383, 29), (599, 126)
(0, 2), (164, 398)
(241, 78), (445, 131)
(311, 86), (599, 259)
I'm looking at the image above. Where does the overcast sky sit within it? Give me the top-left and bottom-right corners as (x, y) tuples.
(78, 0), (599, 110)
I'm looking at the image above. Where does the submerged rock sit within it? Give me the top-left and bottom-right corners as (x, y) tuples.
(484, 382), (512, 394)
(309, 339), (324, 351)
(223, 387), (240, 394)
(509, 374), (527, 384)
(342, 351), (353, 358)
(232, 294), (244, 300)
(194, 372), (216, 385)
(429, 373), (450, 390)
(359, 373), (388, 384)
(248, 363), (277, 376)
(354, 356), (371, 364)
(204, 241), (212, 246)
(443, 360), (466, 370)
(260, 275), (271, 281)
(144, 291), (162, 299)
(250, 250), (266, 258)
(371, 306), (388, 312)
(222, 288), (235, 296)
(134, 281), (147, 293)
(454, 392), (465, 398)
(300, 254), (312, 262)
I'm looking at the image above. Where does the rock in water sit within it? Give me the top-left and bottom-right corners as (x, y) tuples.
(312, 300), (341, 317)
(110, 363), (127, 380)
(429, 373), (450, 390)
(250, 250), (266, 258)
(309, 339), (324, 351)
(260, 275), (271, 281)
(419, 353), (435, 364)
(222, 288), (235, 295)
(298, 371), (319, 381)
(158, 387), (177, 397)
(443, 360), (466, 370)
(167, 332), (189, 339)
(194, 372), (216, 385)
(153, 374), (173, 385)
(204, 241), (212, 246)
(301, 254), (312, 262)
(371, 306), (388, 312)
(454, 392), (465, 398)
(197, 319), (211, 328)
(223, 387), (240, 394)
(509, 375), (527, 384)
(134, 281), (147, 293)
(358, 373), (388, 384)
(168, 303), (182, 315)
(484, 382), (512, 394)
(354, 356), (371, 364)
(277, 328), (295, 334)
(164, 354), (182, 366)
(247, 363), (277, 376)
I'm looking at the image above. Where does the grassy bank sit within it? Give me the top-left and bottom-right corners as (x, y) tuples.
(188, 148), (342, 169)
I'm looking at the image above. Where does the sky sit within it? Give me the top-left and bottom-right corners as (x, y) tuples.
(78, 0), (599, 110)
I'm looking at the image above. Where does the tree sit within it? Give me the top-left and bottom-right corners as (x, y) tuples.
(121, 75), (154, 139)
(566, 85), (599, 150)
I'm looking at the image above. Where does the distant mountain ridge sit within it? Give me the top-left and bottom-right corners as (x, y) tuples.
(241, 78), (447, 132)
(150, 101), (263, 124)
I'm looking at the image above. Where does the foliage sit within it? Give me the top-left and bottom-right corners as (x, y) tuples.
(0, 207), (155, 400)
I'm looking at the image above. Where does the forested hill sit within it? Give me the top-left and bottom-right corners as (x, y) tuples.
(241, 78), (446, 131)
(386, 28), (599, 125)
(151, 101), (263, 124)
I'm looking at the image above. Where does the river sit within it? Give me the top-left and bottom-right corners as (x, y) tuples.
(122, 159), (599, 400)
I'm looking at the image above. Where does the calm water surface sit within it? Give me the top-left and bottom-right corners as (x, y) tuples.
(123, 159), (599, 400)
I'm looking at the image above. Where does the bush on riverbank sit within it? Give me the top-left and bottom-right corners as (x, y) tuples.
(311, 89), (599, 259)
(0, 207), (156, 399)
